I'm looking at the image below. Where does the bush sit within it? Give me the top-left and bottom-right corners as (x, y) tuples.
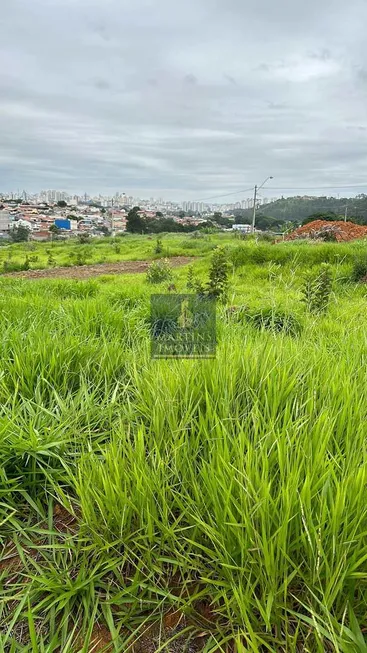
(301, 263), (333, 313)
(247, 307), (303, 337)
(112, 242), (121, 254)
(146, 259), (173, 284)
(155, 237), (163, 255)
(68, 246), (92, 267)
(186, 265), (196, 290)
(257, 232), (274, 242)
(47, 253), (57, 267)
(2, 260), (25, 273)
(351, 258), (367, 282)
(77, 232), (90, 244)
(206, 246), (230, 300)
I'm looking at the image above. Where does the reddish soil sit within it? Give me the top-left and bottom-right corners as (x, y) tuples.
(3, 257), (195, 280)
(53, 502), (79, 534)
(82, 604), (228, 653)
(88, 624), (114, 652)
(286, 220), (367, 242)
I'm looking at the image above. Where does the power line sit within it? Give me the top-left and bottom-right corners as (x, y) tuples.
(192, 187), (255, 202)
(266, 184), (367, 191)
(191, 183), (367, 203)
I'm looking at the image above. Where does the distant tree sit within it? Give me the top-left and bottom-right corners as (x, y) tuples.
(178, 211), (185, 219)
(254, 214), (284, 231)
(49, 224), (60, 235)
(99, 225), (110, 235)
(282, 221), (297, 234)
(213, 211), (222, 221)
(10, 225), (30, 242)
(212, 212), (232, 228)
(126, 206), (146, 233)
(155, 211), (164, 218)
(77, 232), (90, 244)
(57, 200), (67, 208)
(301, 212), (341, 226)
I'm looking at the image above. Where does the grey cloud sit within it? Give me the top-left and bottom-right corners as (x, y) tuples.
(308, 49), (332, 61)
(224, 74), (237, 86)
(183, 74), (198, 86)
(1, 0), (367, 199)
(92, 78), (111, 91)
(356, 67), (367, 83)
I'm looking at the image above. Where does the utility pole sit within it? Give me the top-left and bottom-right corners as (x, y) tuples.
(251, 185), (258, 233)
(251, 176), (273, 233)
(344, 204), (348, 222)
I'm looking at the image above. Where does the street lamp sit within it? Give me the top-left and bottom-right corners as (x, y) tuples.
(251, 176), (274, 233)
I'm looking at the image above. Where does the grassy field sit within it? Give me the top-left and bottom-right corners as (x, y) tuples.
(1, 234), (367, 651)
(2, 231), (367, 271)
(0, 233), (216, 271)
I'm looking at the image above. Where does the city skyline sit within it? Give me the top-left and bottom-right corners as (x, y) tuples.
(1, 187), (276, 210)
(2, 186), (367, 208)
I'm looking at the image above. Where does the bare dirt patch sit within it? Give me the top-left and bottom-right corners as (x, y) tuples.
(79, 604), (229, 653)
(3, 257), (196, 281)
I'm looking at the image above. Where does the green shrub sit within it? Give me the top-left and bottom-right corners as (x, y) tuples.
(206, 246), (230, 300)
(186, 265), (196, 290)
(351, 258), (367, 282)
(146, 259), (173, 284)
(247, 307), (303, 336)
(154, 237), (163, 255)
(301, 263), (333, 313)
(78, 232), (90, 244)
(68, 246), (92, 267)
(2, 260), (25, 273)
(257, 232), (274, 242)
(47, 253), (57, 267)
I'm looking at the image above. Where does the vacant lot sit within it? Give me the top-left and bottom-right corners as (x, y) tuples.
(1, 234), (367, 651)
(4, 256), (194, 279)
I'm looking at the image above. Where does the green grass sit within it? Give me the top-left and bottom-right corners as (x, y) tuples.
(0, 232), (218, 271)
(0, 238), (367, 651)
(1, 231), (367, 273)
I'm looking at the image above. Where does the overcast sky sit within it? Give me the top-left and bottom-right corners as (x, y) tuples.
(1, 0), (367, 200)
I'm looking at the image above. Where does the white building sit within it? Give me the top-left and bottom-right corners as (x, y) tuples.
(0, 211), (11, 232)
(232, 224), (252, 233)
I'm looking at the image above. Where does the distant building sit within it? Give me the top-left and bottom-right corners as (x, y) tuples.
(0, 211), (11, 232)
(32, 231), (51, 242)
(232, 224), (252, 232)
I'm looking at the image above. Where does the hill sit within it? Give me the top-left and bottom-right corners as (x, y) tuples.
(231, 194), (367, 227)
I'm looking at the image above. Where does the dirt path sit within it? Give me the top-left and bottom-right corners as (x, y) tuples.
(3, 257), (195, 280)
